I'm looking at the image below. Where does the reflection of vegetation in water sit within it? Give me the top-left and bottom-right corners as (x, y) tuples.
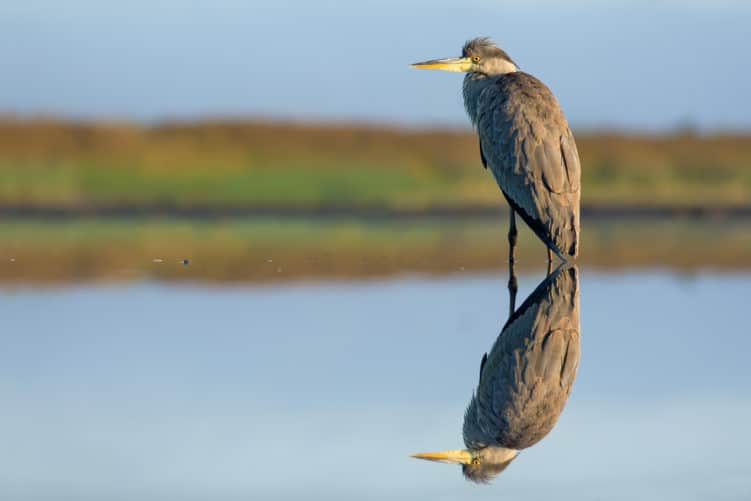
(0, 218), (749, 283)
(1, 119), (751, 209)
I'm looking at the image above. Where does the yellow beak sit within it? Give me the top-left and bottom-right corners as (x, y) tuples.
(410, 57), (473, 72)
(410, 449), (473, 464)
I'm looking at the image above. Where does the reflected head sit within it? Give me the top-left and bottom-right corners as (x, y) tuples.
(461, 450), (517, 484)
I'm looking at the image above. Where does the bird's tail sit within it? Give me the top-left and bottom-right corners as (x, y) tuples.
(550, 198), (579, 259)
(563, 208), (579, 258)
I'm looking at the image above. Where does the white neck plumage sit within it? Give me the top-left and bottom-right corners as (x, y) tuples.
(490, 59), (518, 75)
(481, 446), (518, 464)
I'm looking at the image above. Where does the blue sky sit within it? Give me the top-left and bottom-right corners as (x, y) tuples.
(2, 0), (750, 129)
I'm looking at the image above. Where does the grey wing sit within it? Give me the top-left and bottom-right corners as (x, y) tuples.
(476, 72), (581, 257)
(464, 265), (580, 450)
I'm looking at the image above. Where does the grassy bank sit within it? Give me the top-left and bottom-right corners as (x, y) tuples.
(1, 118), (750, 209)
(1, 218), (749, 284)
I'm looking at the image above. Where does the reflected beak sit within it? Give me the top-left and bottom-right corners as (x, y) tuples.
(411, 449), (473, 464)
(410, 57), (473, 72)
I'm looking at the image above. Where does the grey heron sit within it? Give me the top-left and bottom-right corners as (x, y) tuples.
(412, 38), (581, 272)
(412, 264), (580, 483)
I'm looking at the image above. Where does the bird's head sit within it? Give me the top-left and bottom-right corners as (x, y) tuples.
(411, 446), (518, 484)
(411, 37), (517, 76)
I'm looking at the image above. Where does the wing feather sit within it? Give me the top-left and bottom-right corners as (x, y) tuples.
(476, 72), (580, 257)
(464, 266), (580, 450)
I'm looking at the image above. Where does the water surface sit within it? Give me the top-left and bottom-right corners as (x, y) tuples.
(2, 269), (749, 500)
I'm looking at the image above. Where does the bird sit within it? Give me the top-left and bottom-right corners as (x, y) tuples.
(412, 38), (581, 267)
(411, 264), (580, 483)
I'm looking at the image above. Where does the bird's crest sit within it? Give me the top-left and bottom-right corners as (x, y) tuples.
(462, 37), (516, 66)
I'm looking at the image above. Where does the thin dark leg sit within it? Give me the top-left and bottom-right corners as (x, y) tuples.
(508, 209), (518, 316)
(508, 258), (517, 317)
(508, 209), (517, 264)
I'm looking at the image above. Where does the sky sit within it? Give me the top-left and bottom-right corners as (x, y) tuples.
(1, 0), (750, 130)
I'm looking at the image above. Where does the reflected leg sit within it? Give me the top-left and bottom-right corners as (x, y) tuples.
(508, 258), (517, 317)
(507, 209), (518, 316)
(508, 208), (517, 265)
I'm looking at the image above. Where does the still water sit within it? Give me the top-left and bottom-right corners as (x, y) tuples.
(2, 269), (750, 500)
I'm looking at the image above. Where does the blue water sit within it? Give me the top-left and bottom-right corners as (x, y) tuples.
(2, 269), (749, 500)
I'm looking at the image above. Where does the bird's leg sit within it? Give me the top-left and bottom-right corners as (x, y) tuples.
(507, 209), (518, 316)
(508, 258), (518, 317)
(508, 209), (517, 264)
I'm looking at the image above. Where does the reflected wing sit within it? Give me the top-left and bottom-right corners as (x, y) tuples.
(463, 265), (580, 450)
(476, 72), (580, 257)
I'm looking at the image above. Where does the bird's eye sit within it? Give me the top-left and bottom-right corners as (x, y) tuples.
(471, 458), (481, 466)
(472, 55), (481, 63)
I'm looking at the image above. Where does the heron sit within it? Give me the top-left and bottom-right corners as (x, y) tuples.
(411, 264), (580, 483)
(412, 38), (581, 276)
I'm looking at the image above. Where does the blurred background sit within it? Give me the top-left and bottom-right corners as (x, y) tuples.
(1, 1), (750, 500)
(2, 0), (751, 281)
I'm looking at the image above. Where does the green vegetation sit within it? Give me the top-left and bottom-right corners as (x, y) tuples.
(1, 118), (750, 209)
(1, 218), (749, 284)
(2, 118), (749, 283)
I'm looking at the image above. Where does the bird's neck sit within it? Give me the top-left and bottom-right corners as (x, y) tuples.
(480, 446), (518, 464)
(462, 74), (495, 126)
(462, 63), (518, 126)
(463, 394), (497, 447)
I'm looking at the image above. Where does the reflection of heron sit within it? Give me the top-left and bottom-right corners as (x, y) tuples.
(412, 38), (581, 270)
(412, 265), (580, 483)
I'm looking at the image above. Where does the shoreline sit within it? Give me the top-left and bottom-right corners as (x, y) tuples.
(2, 203), (750, 221)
